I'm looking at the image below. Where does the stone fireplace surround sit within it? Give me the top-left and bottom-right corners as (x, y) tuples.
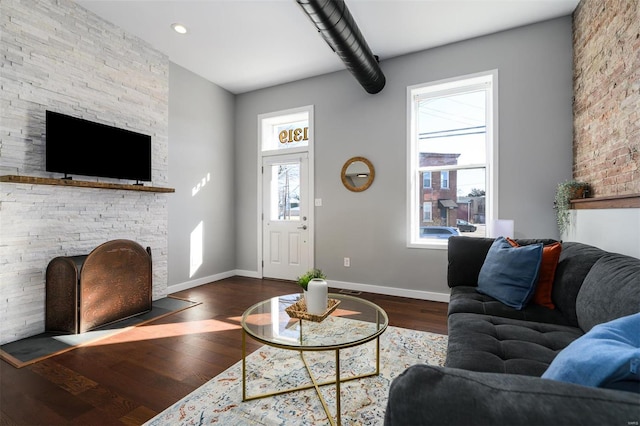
(0, 0), (170, 345)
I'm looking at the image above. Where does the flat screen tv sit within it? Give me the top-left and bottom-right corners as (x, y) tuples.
(46, 110), (152, 182)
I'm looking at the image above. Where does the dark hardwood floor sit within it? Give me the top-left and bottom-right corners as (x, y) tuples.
(1, 277), (448, 425)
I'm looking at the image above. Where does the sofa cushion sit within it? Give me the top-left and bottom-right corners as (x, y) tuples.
(445, 312), (583, 376)
(449, 286), (570, 326)
(477, 237), (543, 310)
(385, 364), (640, 426)
(575, 253), (640, 332)
(542, 313), (640, 392)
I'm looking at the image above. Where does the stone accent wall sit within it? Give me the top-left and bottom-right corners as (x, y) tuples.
(0, 0), (170, 344)
(573, 0), (640, 196)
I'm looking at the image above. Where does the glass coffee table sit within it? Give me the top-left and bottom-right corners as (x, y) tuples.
(241, 293), (388, 426)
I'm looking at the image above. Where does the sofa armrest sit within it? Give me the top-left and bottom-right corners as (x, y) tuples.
(384, 365), (640, 426)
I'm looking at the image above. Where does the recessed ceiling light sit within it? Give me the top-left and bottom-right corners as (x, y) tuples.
(171, 23), (187, 34)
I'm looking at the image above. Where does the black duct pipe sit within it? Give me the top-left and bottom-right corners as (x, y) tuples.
(296, 0), (386, 94)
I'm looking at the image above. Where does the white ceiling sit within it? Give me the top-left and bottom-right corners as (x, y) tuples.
(77, 0), (580, 94)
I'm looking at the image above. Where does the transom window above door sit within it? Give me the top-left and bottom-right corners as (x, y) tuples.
(261, 107), (312, 154)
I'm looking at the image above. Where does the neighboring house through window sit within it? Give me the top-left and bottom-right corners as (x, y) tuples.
(407, 71), (497, 247)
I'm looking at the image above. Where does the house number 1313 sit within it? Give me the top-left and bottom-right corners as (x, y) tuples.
(279, 127), (309, 144)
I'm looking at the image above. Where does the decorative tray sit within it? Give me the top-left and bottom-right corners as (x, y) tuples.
(285, 298), (341, 322)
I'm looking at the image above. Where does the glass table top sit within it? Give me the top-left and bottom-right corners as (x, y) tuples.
(241, 293), (388, 350)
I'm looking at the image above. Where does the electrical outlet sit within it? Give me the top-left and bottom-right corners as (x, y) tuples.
(344, 257), (350, 267)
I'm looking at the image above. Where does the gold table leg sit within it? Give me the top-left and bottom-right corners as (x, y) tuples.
(242, 333), (382, 426)
(335, 349), (341, 426)
(242, 328), (247, 402)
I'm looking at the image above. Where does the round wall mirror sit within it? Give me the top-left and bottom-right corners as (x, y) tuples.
(341, 156), (375, 192)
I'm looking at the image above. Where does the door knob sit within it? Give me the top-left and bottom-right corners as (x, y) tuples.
(297, 225), (308, 230)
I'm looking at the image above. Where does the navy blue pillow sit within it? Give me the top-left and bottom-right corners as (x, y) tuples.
(477, 237), (543, 310)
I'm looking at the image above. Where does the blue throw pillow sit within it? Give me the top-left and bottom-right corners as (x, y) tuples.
(542, 313), (640, 391)
(476, 237), (543, 310)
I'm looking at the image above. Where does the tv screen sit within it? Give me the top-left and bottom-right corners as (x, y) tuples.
(46, 110), (152, 182)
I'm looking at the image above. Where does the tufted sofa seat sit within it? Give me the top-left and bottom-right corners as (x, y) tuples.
(446, 313), (582, 375)
(385, 237), (640, 425)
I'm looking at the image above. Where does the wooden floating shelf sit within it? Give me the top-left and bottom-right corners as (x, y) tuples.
(571, 193), (640, 209)
(0, 175), (175, 193)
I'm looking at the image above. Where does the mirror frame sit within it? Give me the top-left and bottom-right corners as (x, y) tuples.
(341, 156), (375, 192)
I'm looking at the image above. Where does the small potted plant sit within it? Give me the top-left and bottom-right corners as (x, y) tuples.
(297, 268), (327, 291)
(296, 268), (328, 315)
(554, 180), (589, 235)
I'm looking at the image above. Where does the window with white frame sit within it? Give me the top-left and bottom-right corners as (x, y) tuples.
(407, 71), (497, 247)
(441, 170), (450, 189)
(261, 109), (311, 153)
(422, 202), (433, 222)
(423, 171), (432, 188)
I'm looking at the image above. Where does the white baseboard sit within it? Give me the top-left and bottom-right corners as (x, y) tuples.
(233, 269), (261, 279)
(168, 271), (450, 304)
(326, 279), (450, 303)
(167, 270), (236, 294)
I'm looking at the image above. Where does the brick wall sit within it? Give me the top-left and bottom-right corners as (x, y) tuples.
(573, 0), (640, 196)
(0, 0), (170, 344)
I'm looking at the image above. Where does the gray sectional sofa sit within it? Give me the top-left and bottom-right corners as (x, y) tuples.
(385, 237), (640, 425)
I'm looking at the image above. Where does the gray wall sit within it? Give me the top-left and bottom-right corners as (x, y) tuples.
(235, 17), (574, 298)
(167, 63), (236, 291)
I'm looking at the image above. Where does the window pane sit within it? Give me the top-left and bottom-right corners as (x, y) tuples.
(423, 171), (432, 188)
(422, 201), (432, 221)
(261, 111), (309, 152)
(441, 171), (449, 189)
(274, 120), (309, 150)
(417, 90), (486, 167)
(269, 163), (300, 221)
(454, 168), (486, 237)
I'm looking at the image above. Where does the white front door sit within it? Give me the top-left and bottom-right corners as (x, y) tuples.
(262, 153), (310, 280)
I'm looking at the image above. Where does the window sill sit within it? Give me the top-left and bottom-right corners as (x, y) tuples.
(407, 241), (449, 250)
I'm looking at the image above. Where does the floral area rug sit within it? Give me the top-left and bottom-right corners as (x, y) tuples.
(145, 326), (447, 425)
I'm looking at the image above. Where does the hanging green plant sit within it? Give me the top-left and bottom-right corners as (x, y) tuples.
(554, 180), (589, 234)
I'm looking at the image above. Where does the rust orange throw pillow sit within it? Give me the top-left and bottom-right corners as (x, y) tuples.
(506, 238), (561, 309)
